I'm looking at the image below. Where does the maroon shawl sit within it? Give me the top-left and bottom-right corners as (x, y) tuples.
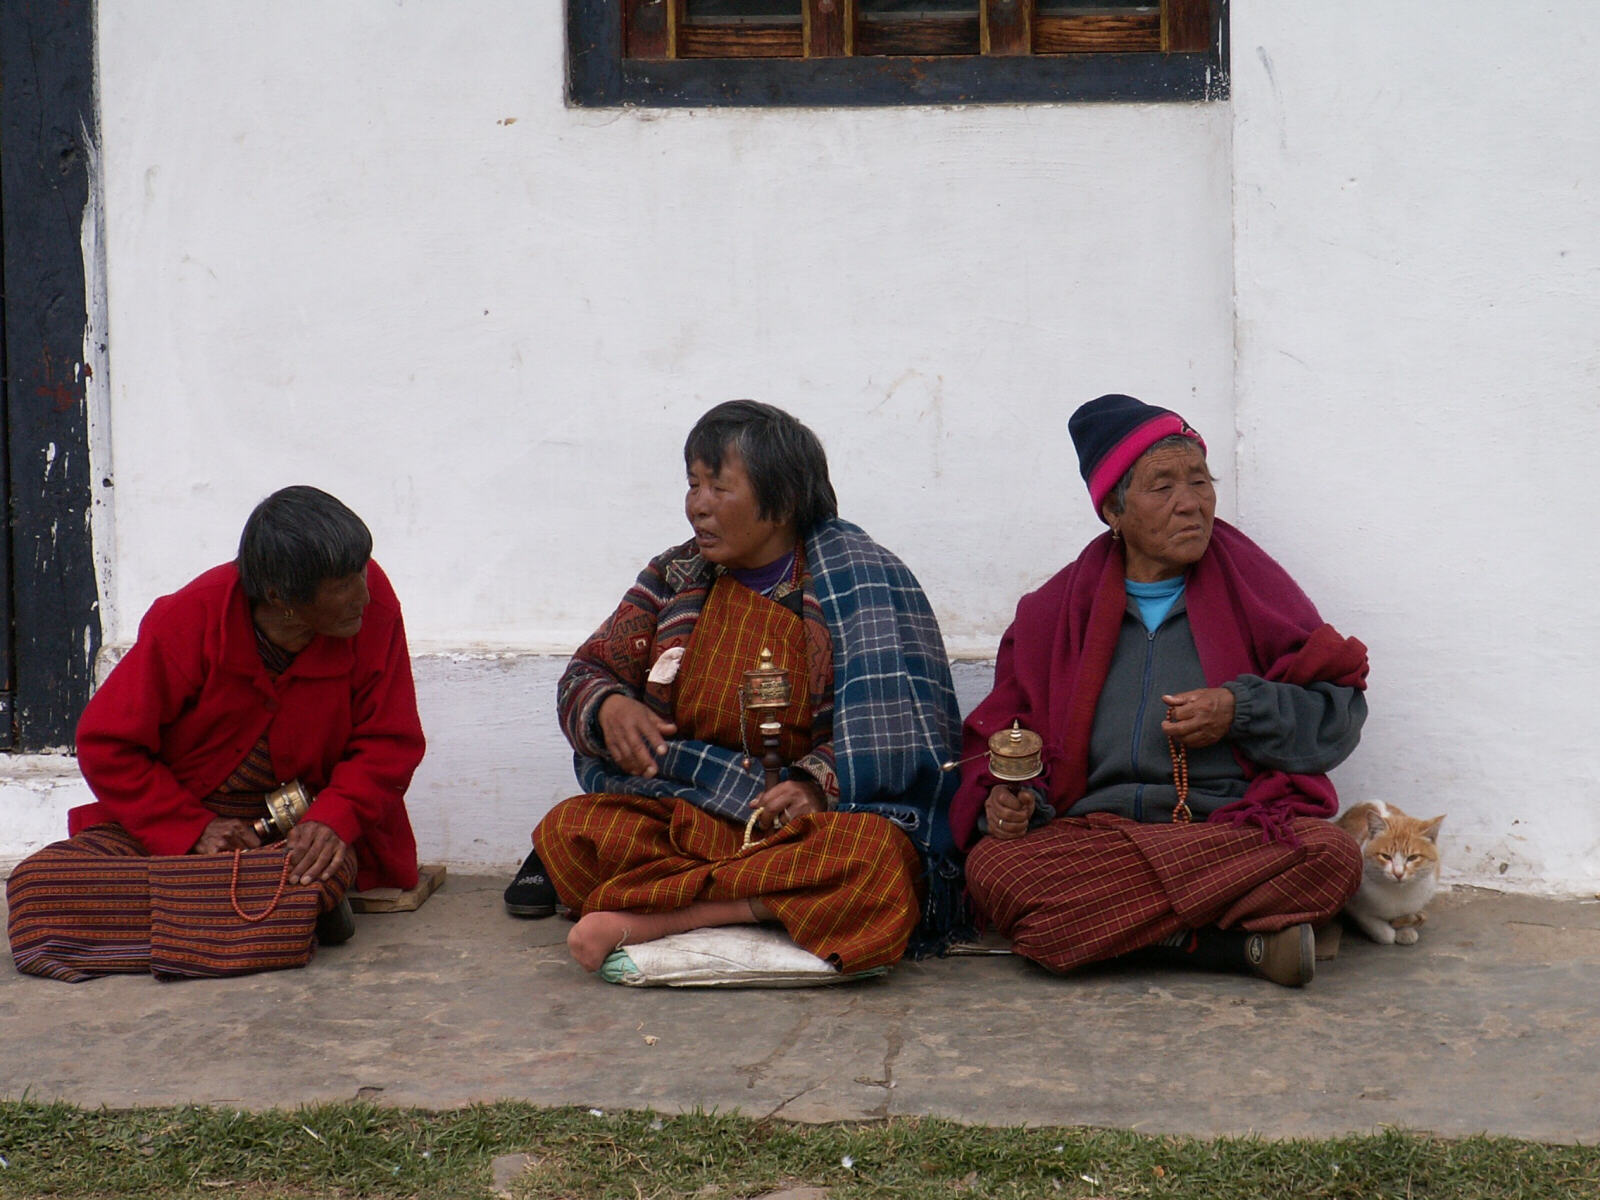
(951, 520), (1368, 851)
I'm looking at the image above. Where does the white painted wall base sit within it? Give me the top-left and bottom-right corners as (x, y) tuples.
(0, 653), (1575, 896)
(0, 759), (96, 871)
(409, 653), (999, 873)
(1, 654), (996, 875)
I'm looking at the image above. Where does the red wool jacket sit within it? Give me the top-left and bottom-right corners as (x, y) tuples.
(68, 560), (425, 891)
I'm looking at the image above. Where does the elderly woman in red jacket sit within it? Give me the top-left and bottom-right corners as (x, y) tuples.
(6, 486), (425, 982)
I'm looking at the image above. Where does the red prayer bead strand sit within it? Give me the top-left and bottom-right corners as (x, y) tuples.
(230, 847), (294, 923)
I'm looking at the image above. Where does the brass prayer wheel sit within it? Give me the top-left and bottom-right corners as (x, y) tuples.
(987, 720), (1043, 782)
(741, 646), (792, 711)
(740, 646), (792, 810)
(253, 779), (312, 839)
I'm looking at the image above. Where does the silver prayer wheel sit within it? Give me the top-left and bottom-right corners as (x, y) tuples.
(253, 779), (312, 839)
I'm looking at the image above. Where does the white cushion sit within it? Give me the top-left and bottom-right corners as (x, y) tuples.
(598, 925), (887, 988)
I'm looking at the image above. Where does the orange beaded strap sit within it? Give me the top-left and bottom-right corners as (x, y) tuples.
(229, 847), (295, 922)
(1165, 704), (1192, 824)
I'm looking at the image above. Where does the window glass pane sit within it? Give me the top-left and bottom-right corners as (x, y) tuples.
(684, 0), (801, 19)
(1037, 1), (1157, 12)
(859, 1), (978, 11)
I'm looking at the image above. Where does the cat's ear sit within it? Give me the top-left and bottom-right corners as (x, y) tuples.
(1419, 814), (1445, 842)
(1339, 802), (1384, 842)
(1338, 803), (1370, 841)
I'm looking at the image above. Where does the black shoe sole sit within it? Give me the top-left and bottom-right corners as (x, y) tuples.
(505, 899), (557, 919)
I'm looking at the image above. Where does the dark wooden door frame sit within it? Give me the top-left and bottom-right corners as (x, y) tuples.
(0, 0), (101, 751)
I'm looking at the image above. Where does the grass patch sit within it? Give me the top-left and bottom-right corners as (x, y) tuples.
(1, 1100), (1596, 1199)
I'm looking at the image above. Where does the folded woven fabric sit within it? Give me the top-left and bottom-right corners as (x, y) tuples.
(598, 925), (889, 988)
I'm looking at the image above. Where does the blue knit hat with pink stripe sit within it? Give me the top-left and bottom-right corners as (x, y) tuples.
(1069, 393), (1206, 521)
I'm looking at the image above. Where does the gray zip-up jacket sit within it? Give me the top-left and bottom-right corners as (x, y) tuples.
(1017, 593), (1366, 828)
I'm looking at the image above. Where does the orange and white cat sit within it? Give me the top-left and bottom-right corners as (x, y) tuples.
(1336, 800), (1445, 945)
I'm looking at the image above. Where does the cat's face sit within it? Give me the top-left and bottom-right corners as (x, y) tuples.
(1354, 802), (1444, 883)
(1366, 833), (1439, 883)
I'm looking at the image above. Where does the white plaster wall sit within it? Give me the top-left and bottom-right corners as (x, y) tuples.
(1, 3), (1232, 868)
(91, 4), (1232, 659)
(1231, 2), (1600, 892)
(9, 5), (1594, 899)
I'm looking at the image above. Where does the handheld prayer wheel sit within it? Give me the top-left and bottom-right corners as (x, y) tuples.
(740, 648), (793, 849)
(740, 646), (791, 792)
(940, 718), (1046, 780)
(986, 720), (1044, 783)
(253, 779), (312, 840)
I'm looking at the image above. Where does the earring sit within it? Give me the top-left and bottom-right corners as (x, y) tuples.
(1110, 527), (1122, 542)
(283, 607), (295, 619)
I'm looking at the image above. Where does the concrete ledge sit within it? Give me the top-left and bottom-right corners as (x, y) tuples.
(0, 758), (94, 870)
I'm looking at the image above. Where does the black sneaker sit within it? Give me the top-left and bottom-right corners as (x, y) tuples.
(316, 897), (356, 946)
(504, 847), (559, 918)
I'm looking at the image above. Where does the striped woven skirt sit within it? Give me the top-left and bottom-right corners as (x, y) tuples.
(536, 791), (921, 974)
(5, 741), (354, 983)
(964, 812), (1362, 974)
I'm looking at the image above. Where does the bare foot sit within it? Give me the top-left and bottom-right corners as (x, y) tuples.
(567, 912), (634, 972)
(566, 900), (763, 972)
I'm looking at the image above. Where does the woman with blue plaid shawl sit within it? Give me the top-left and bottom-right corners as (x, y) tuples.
(519, 401), (964, 975)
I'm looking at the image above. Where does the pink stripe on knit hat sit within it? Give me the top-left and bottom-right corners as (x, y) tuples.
(1086, 413), (1206, 518)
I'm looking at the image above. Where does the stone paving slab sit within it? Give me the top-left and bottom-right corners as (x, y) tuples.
(3, 876), (1597, 1142)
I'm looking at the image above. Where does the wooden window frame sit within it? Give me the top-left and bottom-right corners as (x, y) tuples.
(569, 0), (1227, 107)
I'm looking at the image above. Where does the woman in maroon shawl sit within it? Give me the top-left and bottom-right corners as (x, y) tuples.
(952, 394), (1367, 987)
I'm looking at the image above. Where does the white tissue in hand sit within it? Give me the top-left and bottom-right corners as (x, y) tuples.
(647, 646), (686, 684)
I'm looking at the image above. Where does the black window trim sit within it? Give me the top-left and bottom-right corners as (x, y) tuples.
(0, 0), (101, 751)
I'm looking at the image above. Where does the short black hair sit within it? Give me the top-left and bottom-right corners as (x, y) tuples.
(236, 485), (373, 603)
(684, 400), (838, 537)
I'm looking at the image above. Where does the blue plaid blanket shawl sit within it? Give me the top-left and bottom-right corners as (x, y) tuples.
(570, 519), (967, 954)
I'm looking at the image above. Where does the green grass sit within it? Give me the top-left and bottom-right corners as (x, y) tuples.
(1, 1101), (1596, 1199)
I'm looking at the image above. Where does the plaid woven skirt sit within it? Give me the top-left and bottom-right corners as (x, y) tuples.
(965, 812), (1362, 974)
(537, 792), (921, 973)
(6, 825), (353, 984)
